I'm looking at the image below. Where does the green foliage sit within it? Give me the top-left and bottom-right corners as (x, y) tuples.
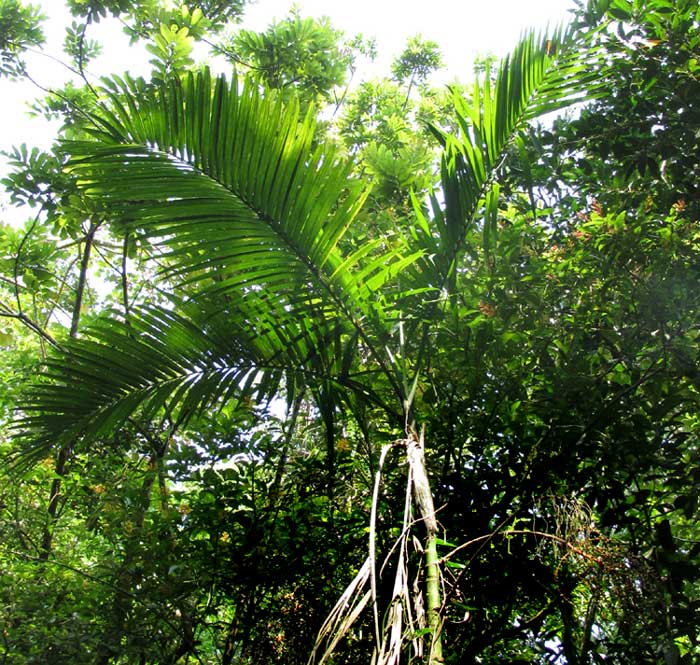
(391, 34), (443, 86)
(139, 4), (221, 83)
(221, 10), (352, 107)
(65, 0), (132, 22)
(0, 0), (44, 78)
(406, 195), (700, 661)
(362, 141), (433, 198)
(1, 144), (73, 221)
(6, 22), (609, 664)
(0, 219), (58, 297)
(63, 20), (102, 69)
(536, 0), (700, 218)
(122, 1), (247, 43)
(146, 21), (195, 81)
(337, 73), (438, 222)
(1, 2), (699, 663)
(27, 81), (101, 140)
(416, 27), (600, 288)
(13, 67), (424, 465)
(339, 79), (414, 152)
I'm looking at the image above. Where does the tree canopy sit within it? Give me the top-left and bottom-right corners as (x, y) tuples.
(0, 1), (699, 664)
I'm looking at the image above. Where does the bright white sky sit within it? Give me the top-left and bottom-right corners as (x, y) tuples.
(0, 0), (575, 221)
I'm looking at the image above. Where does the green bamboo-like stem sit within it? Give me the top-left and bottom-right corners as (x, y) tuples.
(406, 427), (444, 664)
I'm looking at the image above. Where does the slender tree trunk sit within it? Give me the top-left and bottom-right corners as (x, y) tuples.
(39, 222), (98, 561)
(38, 444), (70, 559)
(69, 223), (97, 338)
(406, 427), (444, 664)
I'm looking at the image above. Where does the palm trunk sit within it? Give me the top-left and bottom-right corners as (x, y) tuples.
(406, 428), (444, 664)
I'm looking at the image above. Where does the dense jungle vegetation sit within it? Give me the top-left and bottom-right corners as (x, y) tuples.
(0, 0), (699, 662)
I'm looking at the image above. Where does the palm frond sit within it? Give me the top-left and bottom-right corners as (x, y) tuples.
(12, 70), (426, 456)
(14, 305), (248, 464)
(13, 299), (395, 465)
(67, 69), (419, 391)
(416, 27), (603, 286)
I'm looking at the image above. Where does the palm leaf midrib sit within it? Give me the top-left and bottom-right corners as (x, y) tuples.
(75, 71), (406, 402)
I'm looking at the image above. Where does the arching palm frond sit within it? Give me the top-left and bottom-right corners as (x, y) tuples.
(14, 299), (394, 465)
(70, 69), (415, 327)
(414, 28), (603, 287)
(14, 70), (419, 460)
(15, 305), (250, 463)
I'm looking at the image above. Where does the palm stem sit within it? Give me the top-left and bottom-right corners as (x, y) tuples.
(407, 427), (443, 664)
